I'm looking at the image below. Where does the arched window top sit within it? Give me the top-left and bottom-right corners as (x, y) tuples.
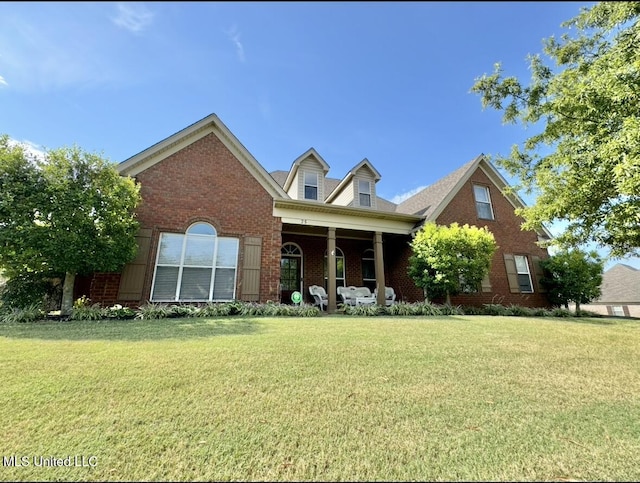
(324, 247), (344, 257)
(282, 243), (302, 256)
(187, 222), (217, 236)
(363, 248), (374, 258)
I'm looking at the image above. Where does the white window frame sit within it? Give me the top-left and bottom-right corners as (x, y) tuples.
(361, 248), (376, 287)
(324, 247), (346, 287)
(304, 171), (318, 201)
(514, 255), (533, 293)
(473, 184), (494, 220)
(358, 180), (371, 207)
(612, 306), (625, 317)
(150, 223), (239, 302)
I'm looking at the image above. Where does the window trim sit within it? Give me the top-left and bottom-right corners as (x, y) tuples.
(358, 179), (371, 207)
(473, 184), (494, 220)
(361, 248), (376, 288)
(514, 254), (534, 293)
(150, 223), (239, 302)
(324, 247), (346, 287)
(303, 171), (319, 201)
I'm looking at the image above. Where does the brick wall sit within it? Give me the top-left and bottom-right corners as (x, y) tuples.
(89, 132), (281, 306)
(435, 167), (550, 307)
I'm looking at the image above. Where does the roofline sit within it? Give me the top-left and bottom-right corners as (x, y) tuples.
(282, 148), (330, 192)
(325, 158), (382, 203)
(274, 198), (424, 223)
(117, 113), (288, 199)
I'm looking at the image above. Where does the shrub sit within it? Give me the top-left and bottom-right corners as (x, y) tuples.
(70, 296), (104, 321)
(104, 304), (136, 320)
(482, 303), (509, 316)
(197, 302), (234, 317)
(438, 303), (464, 315)
(0, 271), (62, 310)
(136, 302), (173, 319)
(0, 303), (45, 323)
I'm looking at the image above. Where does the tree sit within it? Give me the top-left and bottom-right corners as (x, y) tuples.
(0, 136), (141, 315)
(471, 2), (640, 258)
(408, 222), (497, 304)
(539, 249), (604, 311)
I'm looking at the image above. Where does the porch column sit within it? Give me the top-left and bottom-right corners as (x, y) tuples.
(327, 227), (337, 312)
(374, 231), (386, 306)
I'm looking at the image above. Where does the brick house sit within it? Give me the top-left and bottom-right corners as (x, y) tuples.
(83, 113), (552, 310)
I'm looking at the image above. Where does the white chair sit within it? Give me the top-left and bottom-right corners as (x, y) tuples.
(374, 286), (397, 306)
(337, 286), (357, 306)
(308, 285), (328, 311)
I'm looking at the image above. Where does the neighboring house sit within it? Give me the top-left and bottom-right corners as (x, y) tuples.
(574, 264), (640, 317)
(81, 113), (552, 310)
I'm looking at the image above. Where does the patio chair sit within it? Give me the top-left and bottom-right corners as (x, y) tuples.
(308, 285), (328, 311)
(337, 286), (357, 306)
(374, 286), (397, 306)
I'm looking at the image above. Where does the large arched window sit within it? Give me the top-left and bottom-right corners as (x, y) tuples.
(324, 247), (345, 287)
(151, 222), (239, 301)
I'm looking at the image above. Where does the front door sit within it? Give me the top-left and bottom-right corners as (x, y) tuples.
(280, 256), (301, 304)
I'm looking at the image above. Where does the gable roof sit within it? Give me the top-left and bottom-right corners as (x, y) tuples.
(395, 154), (554, 239)
(282, 148), (330, 192)
(325, 158), (382, 203)
(117, 113), (288, 199)
(595, 263), (640, 304)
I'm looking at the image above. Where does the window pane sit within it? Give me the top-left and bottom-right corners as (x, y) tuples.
(362, 259), (375, 280)
(183, 235), (215, 266)
(476, 202), (493, 219)
(179, 267), (212, 300)
(514, 255), (529, 273)
(157, 234), (184, 265)
(216, 238), (239, 267)
(474, 185), (489, 203)
(517, 273), (533, 292)
(152, 266), (179, 300)
(304, 185), (318, 200)
(359, 193), (371, 207)
(187, 223), (216, 236)
(213, 268), (236, 300)
(304, 172), (318, 187)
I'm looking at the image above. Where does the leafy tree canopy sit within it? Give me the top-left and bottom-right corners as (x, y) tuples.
(408, 222), (497, 303)
(471, 1), (640, 258)
(0, 135), (141, 312)
(539, 249), (604, 311)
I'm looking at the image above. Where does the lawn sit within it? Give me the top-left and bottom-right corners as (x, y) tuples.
(1, 315), (639, 482)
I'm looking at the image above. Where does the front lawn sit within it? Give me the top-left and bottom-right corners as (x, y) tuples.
(1, 316), (638, 482)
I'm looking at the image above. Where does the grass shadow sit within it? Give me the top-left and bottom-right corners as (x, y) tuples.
(0, 316), (264, 341)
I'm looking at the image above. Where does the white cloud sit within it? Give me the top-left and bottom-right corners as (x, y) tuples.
(112, 3), (154, 33)
(391, 185), (427, 204)
(7, 138), (47, 163)
(0, 75), (7, 87)
(226, 24), (245, 62)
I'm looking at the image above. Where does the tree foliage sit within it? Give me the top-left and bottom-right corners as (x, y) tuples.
(539, 249), (604, 311)
(471, 1), (640, 258)
(408, 222), (497, 303)
(0, 135), (141, 312)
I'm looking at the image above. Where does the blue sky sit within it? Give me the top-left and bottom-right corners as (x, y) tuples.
(1, 1), (637, 269)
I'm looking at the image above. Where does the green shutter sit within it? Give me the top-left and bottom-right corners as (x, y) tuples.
(117, 228), (153, 301)
(503, 253), (520, 293)
(241, 237), (262, 301)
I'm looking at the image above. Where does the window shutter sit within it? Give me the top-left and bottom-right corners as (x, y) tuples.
(481, 273), (492, 293)
(117, 228), (152, 301)
(241, 237), (262, 301)
(531, 255), (547, 293)
(503, 253), (520, 293)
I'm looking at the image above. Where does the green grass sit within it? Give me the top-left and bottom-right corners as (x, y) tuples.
(1, 315), (639, 482)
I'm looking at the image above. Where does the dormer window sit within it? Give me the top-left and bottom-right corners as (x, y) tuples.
(304, 172), (318, 200)
(358, 180), (371, 207)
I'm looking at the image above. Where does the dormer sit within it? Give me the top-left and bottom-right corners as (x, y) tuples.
(282, 148), (330, 202)
(325, 159), (382, 209)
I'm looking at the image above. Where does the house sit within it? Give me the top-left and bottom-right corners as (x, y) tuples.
(573, 263), (640, 317)
(81, 113), (552, 310)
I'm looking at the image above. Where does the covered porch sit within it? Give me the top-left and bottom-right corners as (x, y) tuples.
(273, 199), (423, 312)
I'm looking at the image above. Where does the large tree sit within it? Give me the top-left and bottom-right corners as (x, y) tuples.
(0, 136), (141, 315)
(539, 249), (604, 312)
(471, 1), (640, 258)
(408, 222), (497, 304)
